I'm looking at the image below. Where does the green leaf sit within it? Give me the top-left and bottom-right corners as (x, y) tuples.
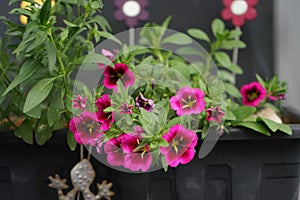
(224, 82), (241, 98)
(214, 52), (231, 67)
(212, 19), (225, 37)
(221, 40), (246, 50)
(98, 31), (122, 45)
(229, 29), (242, 38)
(169, 60), (190, 80)
(232, 106), (257, 121)
(226, 64), (243, 74)
(225, 111), (236, 121)
(47, 104), (59, 127)
(2, 60), (38, 97)
(26, 30), (47, 52)
(14, 119), (33, 144)
(103, 106), (117, 112)
(162, 33), (192, 45)
(234, 122), (271, 136)
(23, 78), (55, 113)
(39, 0), (51, 25)
(187, 28), (210, 42)
(166, 117), (182, 128)
(255, 74), (266, 88)
(176, 47), (203, 56)
(45, 40), (57, 72)
(35, 116), (52, 145)
(257, 117), (281, 132)
(25, 105), (41, 118)
(67, 130), (77, 151)
(279, 124), (292, 135)
(0, 82), (7, 104)
(220, 70), (235, 84)
(63, 19), (78, 27)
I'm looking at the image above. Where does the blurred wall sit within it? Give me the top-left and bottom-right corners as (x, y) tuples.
(275, 0), (300, 111)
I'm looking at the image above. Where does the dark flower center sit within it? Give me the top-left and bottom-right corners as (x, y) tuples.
(247, 89), (260, 101)
(181, 95), (196, 109)
(171, 136), (184, 154)
(82, 121), (97, 135)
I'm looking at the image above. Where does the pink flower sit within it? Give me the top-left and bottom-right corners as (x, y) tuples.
(97, 49), (118, 69)
(104, 136), (124, 167)
(122, 134), (152, 172)
(103, 63), (135, 91)
(170, 87), (206, 116)
(96, 94), (114, 131)
(240, 82), (267, 106)
(120, 103), (134, 114)
(268, 94), (286, 101)
(72, 94), (87, 110)
(135, 93), (154, 112)
(160, 124), (198, 167)
(221, 0), (258, 27)
(206, 106), (225, 123)
(68, 111), (103, 145)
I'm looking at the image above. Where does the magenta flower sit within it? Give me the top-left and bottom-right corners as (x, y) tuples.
(221, 0), (258, 27)
(72, 94), (87, 110)
(206, 106), (225, 123)
(120, 103), (134, 114)
(114, 0), (149, 27)
(122, 134), (152, 172)
(268, 93), (286, 101)
(96, 94), (114, 131)
(104, 135), (124, 167)
(240, 82), (266, 106)
(97, 49), (118, 69)
(135, 93), (154, 112)
(68, 111), (103, 145)
(103, 63), (135, 90)
(170, 87), (206, 116)
(160, 124), (198, 167)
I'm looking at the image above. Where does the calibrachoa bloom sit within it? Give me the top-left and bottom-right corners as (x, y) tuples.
(104, 135), (124, 167)
(97, 49), (118, 69)
(72, 94), (87, 110)
(96, 94), (115, 131)
(69, 111), (103, 145)
(170, 86), (206, 116)
(135, 93), (155, 112)
(221, 0), (258, 27)
(206, 106), (225, 123)
(120, 103), (134, 114)
(122, 134), (152, 172)
(103, 63), (135, 90)
(160, 124), (198, 167)
(268, 94), (286, 101)
(240, 82), (266, 106)
(114, 0), (149, 27)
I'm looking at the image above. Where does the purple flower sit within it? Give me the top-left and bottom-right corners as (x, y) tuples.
(170, 87), (206, 116)
(240, 82), (266, 106)
(120, 103), (134, 114)
(104, 135), (124, 167)
(122, 134), (152, 172)
(160, 124), (198, 167)
(206, 106), (225, 123)
(68, 111), (103, 145)
(103, 63), (135, 91)
(97, 49), (118, 69)
(96, 94), (114, 131)
(72, 94), (87, 110)
(114, 0), (149, 27)
(135, 93), (154, 112)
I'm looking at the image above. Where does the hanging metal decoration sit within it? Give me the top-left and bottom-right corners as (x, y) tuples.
(49, 148), (115, 200)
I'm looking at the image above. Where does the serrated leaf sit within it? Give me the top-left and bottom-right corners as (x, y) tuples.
(2, 60), (38, 96)
(214, 52), (231, 67)
(224, 82), (241, 98)
(67, 130), (77, 151)
(162, 33), (192, 45)
(23, 78), (55, 113)
(187, 28), (210, 42)
(232, 106), (257, 121)
(234, 122), (271, 136)
(14, 119), (33, 144)
(212, 19), (225, 37)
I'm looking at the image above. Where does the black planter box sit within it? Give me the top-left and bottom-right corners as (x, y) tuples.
(1, 125), (300, 200)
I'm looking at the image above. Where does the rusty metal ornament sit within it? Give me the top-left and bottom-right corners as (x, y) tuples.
(49, 159), (114, 200)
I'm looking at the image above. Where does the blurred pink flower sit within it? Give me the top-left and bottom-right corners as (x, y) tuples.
(96, 94), (114, 131)
(104, 135), (124, 167)
(97, 49), (118, 69)
(240, 82), (266, 106)
(160, 124), (198, 167)
(206, 106), (225, 123)
(72, 94), (87, 110)
(170, 86), (205, 116)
